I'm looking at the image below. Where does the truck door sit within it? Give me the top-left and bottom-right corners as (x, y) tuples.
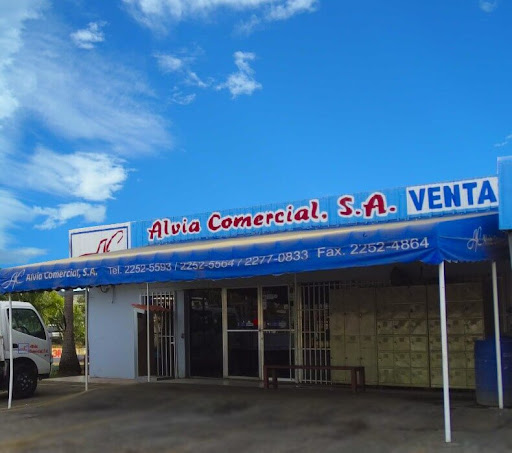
(10, 308), (52, 374)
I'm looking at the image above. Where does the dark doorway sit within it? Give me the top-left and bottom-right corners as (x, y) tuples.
(189, 289), (223, 377)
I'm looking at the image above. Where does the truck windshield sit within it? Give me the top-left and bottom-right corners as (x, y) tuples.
(9, 309), (46, 340)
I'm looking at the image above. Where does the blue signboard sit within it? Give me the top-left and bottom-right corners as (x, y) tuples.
(3, 213), (507, 294)
(67, 176), (499, 258)
(129, 176), (499, 247)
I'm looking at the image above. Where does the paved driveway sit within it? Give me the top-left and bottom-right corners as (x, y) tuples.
(0, 380), (511, 452)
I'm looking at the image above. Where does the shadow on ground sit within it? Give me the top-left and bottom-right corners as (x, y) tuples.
(0, 382), (510, 453)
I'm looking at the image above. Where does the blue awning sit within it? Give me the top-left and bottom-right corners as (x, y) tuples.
(0, 213), (507, 294)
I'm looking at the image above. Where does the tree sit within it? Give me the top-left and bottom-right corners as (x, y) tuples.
(28, 291), (65, 333)
(73, 296), (86, 346)
(57, 290), (82, 376)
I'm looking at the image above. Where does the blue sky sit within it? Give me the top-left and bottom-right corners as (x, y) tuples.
(0, 0), (511, 267)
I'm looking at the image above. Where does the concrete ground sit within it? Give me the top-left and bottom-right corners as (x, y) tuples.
(0, 380), (510, 453)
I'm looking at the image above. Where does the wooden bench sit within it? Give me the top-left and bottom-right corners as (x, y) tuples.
(263, 365), (365, 393)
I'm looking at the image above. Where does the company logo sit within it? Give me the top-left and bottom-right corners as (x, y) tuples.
(1, 269), (26, 291)
(467, 226), (503, 252)
(69, 223), (130, 258)
(80, 229), (125, 256)
(17, 343), (29, 354)
(406, 177), (498, 216)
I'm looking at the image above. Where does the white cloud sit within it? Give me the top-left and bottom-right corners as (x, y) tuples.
(2, 19), (172, 155)
(0, 87), (19, 122)
(0, 190), (37, 250)
(235, 14), (262, 35)
(220, 72), (262, 97)
(494, 133), (512, 148)
(0, 248), (47, 265)
(0, 190), (46, 263)
(34, 203), (106, 230)
(155, 51), (210, 89)
(266, 0), (317, 21)
(171, 89), (196, 105)
(0, 0), (46, 122)
(70, 21), (107, 49)
(9, 148), (128, 202)
(155, 53), (185, 72)
(236, 0), (318, 35)
(233, 51), (255, 73)
(0, 189), (106, 265)
(0, 2), (173, 265)
(217, 51), (262, 98)
(0, 147), (127, 263)
(123, 0), (318, 31)
(185, 71), (209, 88)
(479, 1), (498, 13)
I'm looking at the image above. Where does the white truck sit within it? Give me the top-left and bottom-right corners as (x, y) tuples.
(0, 301), (52, 398)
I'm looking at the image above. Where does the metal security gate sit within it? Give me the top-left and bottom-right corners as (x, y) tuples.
(140, 290), (176, 379)
(298, 283), (331, 383)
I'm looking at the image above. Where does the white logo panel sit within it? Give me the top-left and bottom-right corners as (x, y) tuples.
(69, 223), (130, 258)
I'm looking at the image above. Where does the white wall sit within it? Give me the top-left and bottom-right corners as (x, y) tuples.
(89, 284), (142, 379)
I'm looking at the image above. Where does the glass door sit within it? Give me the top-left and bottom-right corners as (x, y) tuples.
(262, 286), (295, 379)
(226, 288), (259, 377)
(189, 289), (223, 378)
(224, 286), (295, 380)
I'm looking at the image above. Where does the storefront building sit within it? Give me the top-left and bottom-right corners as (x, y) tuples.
(2, 158), (512, 393)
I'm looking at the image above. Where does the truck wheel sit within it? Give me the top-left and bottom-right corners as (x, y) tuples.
(13, 362), (38, 399)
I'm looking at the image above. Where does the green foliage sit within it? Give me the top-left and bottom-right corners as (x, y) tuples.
(73, 296), (86, 346)
(32, 291), (65, 331)
(0, 290), (85, 347)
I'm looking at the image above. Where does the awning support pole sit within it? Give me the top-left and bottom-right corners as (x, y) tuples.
(294, 274), (301, 384)
(146, 282), (150, 383)
(439, 261), (451, 443)
(8, 294), (13, 409)
(85, 288), (89, 392)
(492, 261), (504, 409)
